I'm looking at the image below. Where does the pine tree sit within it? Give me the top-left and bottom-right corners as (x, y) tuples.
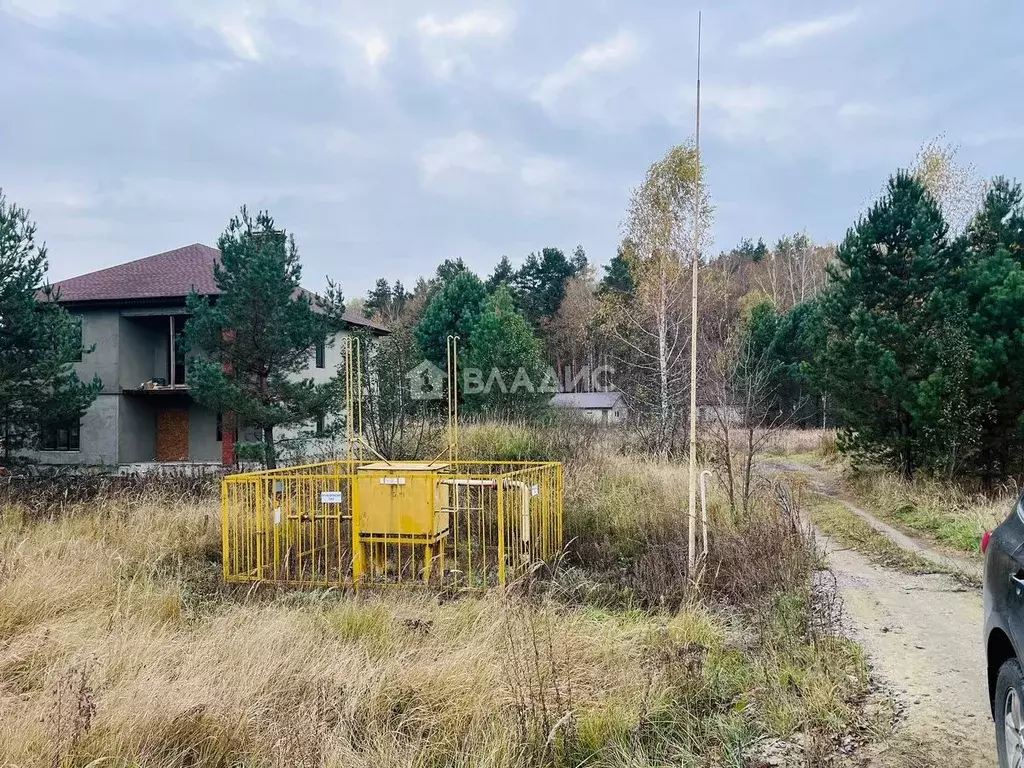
(598, 240), (636, 297)
(182, 208), (333, 468)
(485, 255), (514, 293)
(364, 278), (408, 325)
(571, 244), (588, 273)
(463, 286), (552, 415)
(414, 271), (487, 364)
(436, 258), (468, 284)
(961, 178), (1024, 478)
(511, 247), (577, 324)
(364, 278), (392, 318)
(816, 172), (960, 478)
(0, 190), (100, 464)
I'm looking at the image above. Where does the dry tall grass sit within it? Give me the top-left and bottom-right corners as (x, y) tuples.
(844, 469), (1018, 553)
(0, 446), (868, 767)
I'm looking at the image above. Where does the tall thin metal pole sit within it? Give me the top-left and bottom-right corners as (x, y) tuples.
(687, 12), (702, 574)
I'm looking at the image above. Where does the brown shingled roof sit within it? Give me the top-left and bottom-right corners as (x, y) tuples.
(50, 243), (389, 332)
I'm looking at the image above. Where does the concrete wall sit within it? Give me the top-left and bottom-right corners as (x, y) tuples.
(118, 397), (156, 463)
(36, 393), (119, 466)
(32, 309), (121, 465)
(188, 404), (222, 462)
(303, 329), (348, 384)
(75, 309), (120, 395)
(267, 329), (354, 463)
(119, 317), (167, 390)
(34, 312), (368, 468)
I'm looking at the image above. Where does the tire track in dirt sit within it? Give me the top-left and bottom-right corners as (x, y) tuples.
(765, 459), (995, 766)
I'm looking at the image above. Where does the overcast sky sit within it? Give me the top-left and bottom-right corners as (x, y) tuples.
(1, 0), (1021, 297)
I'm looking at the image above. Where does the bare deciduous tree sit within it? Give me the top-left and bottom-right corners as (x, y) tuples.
(706, 314), (801, 514)
(547, 269), (601, 387)
(607, 143), (712, 454)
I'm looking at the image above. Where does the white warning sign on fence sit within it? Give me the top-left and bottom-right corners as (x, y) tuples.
(320, 491), (344, 504)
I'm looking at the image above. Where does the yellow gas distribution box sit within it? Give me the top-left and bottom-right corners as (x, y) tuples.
(356, 462), (450, 541)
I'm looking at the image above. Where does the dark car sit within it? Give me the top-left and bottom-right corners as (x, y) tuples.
(984, 492), (1024, 767)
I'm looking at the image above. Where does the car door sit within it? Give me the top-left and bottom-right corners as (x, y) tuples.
(993, 497), (1024, 651)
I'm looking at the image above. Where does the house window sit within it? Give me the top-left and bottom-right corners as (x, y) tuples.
(41, 419), (81, 451)
(71, 317), (83, 362)
(216, 412), (222, 442)
(315, 339), (326, 369)
(315, 413), (325, 436)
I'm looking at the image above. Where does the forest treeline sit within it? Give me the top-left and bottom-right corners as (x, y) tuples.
(2, 140), (1021, 481)
(362, 142), (1024, 482)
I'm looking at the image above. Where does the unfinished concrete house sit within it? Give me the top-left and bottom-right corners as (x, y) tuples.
(35, 243), (387, 470)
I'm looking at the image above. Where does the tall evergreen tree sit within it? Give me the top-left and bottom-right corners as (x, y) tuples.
(511, 247), (577, 324)
(571, 245), (588, 273)
(182, 208), (334, 468)
(598, 241), (637, 297)
(414, 270), (487, 364)
(364, 278), (408, 325)
(436, 258), (468, 284)
(485, 255), (515, 293)
(961, 178), (1024, 478)
(816, 172), (961, 478)
(365, 278), (392, 318)
(0, 190), (100, 464)
(463, 286), (552, 414)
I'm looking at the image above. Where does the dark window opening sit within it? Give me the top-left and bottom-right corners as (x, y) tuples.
(41, 419), (81, 451)
(172, 315), (186, 385)
(71, 317), (83, 362)
(315, 339), (326, 369)
(315, 413), (325, 436)
(216, 412), (222, 442)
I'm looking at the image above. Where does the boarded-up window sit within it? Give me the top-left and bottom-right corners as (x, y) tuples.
(156, 409), (189, 461)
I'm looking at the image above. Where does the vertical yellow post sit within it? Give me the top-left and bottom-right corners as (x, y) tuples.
(221, 478), (230, 581)
(438, 536), (446, 586)
(556, 463), (563, 551)
(497, 477), (505, 587)
(254, 477), (264, 579)
(423, 543), (433, 584)
(351, 473), (363, 585)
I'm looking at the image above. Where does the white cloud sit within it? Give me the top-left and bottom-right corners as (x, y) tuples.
(362, 35), (389, 66)
(699, 83), (840, 146)
(519, 156), (571, 188)
(963, 126), (1024, 148)
(416, 10), (511, 39)
(738, 11), (860, 55)
(420, 131), (505, 179)
(215, 16), (261, 61)
(531, 30), (640, 110)
(837, 101), (880, 119)
(578, 32), (638, 68)
(418, 131), (588, 212)
(0, 0), (124, 23)
(703, 84), (780, 117)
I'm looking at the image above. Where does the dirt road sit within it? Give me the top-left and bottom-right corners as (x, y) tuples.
(768, 460), (996, 766)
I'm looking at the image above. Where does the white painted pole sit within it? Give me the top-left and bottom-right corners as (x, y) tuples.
(700, 469), (713, 557)
(687, 12), (703, 574)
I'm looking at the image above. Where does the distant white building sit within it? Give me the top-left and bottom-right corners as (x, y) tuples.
(550, 391), (627, 424)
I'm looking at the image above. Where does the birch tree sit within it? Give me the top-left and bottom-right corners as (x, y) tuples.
(912, 138), (986, 235)
(609, 143), (712, 454)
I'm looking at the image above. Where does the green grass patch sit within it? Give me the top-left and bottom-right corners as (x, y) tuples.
(843, 470), (1015, 557)
(807, 494), (952, 576)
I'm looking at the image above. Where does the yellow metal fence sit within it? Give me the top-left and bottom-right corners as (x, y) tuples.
(222, 460), (563, 589)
